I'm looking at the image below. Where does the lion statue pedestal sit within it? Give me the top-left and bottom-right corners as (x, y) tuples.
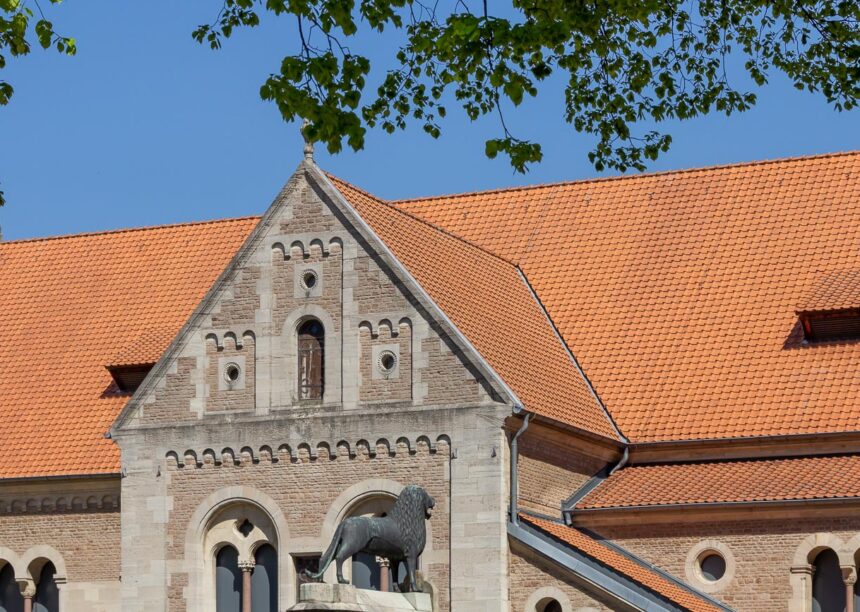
(288, 583), (432, 612)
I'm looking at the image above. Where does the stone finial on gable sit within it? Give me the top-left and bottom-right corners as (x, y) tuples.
(302, 119), (314, 161)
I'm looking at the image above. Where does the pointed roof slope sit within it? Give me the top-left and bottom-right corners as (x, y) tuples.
(0, 218), (258, 478)
(393, 152), (860, 442)
(517, 515), (729, 611)
(327, 175), (620, 440)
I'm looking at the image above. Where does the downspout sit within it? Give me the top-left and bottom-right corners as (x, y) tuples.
(509, 410), (532, 526)
(609, 446), (629, 476)
(563, 445), (628, 525)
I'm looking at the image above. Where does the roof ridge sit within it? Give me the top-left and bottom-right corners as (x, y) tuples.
(326, 172), (520, 268)
(0, 215), (261, 246)
(391, 150), (860, 206)
(516, 266), (625, 442)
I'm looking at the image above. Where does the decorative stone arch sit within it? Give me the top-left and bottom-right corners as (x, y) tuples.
(523, 586), (573, 612)
(684, 540), (735, 594)
(844, 532), (860, 565)
(789, 533), (852, 612)
(273, 304), (341, 407)
(0, 547), (24, 580)
(184, 486), (290, 612)
(318, 479), (442, 586)
(17, 545), (66, 610)
(20, 545), (67, 583)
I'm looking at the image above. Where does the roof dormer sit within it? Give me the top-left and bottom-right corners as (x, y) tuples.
(797, 270), (860, 343)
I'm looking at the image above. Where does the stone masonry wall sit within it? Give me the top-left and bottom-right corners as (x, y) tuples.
(117, 168), (511, 612)
(0, 478), (122, 611)
(359, 320), (412, 403)
(517, 432), (606, 517)
(599, 514), (860, 611)
(164, 443), (450, 612)
(509, 544), (616, 611)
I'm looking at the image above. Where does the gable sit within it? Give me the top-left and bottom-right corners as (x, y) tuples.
(114, 164), (503, 429)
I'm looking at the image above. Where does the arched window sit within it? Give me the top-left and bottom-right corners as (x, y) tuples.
(298, 319), (324, 400)
(251, 545), (277, 612)
(33, 562), (58, 612)
(206, 504), (278, 612)
(0, 563), (23, 612)
(216, 546), (241, 612)
(812, 549), (845, 612)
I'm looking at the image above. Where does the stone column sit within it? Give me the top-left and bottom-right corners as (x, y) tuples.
(239, 560), (255, 612)
(377, 557), (390, 593)
(843, 566), (857, 612)
(18, 580), (36, 612)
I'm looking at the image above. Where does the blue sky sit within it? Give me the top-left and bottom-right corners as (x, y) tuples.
(1, 1), (857, 241)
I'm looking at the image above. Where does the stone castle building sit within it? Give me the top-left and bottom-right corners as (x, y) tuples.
(0, 150), (859, 611)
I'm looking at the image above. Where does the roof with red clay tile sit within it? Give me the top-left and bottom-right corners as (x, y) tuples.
(327, 174), (620, 440)
(5, 152), (860, 479)
(393, 152), (860, 442)
(796, 269), (860, 315)
(521, 515), (725, 611)
(106, 326), (183, 369)
(0, 218), (258, 478)
(573, 454), (860, 510)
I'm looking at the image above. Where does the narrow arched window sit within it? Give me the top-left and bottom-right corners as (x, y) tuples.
(0, 563), (23, 612)
(251, 545), (278, 612)
(33, 562), (58, 612)
(812, 549), (845, 612)
(216, 546), (241, 612)
(298, 319), (324, 400)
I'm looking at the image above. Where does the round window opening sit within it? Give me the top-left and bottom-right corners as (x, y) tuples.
(301, 270), (318, 290)
(698, 552), (726, 582)
(224, 363), (241, 383)
(539, 599), (563, 612)
(378, 351), (397, 374)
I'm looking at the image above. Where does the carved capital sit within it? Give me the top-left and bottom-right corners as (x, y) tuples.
(17, 579), (36, 598)
(842, 566), (858, 585)
(238, 560), (255, 573)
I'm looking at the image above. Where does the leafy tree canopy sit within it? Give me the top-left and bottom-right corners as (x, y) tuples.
(2, 0), (859, 206)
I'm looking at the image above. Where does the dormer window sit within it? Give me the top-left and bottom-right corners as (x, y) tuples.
(797, 271), (860, 343)
(799, 311), (860, 343)
(107, 363), (155, 393)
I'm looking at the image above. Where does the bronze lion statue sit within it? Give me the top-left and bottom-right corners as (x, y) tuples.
(305, 484), (435, 592)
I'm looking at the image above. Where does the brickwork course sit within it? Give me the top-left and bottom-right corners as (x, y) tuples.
(0, 151), (858, 610)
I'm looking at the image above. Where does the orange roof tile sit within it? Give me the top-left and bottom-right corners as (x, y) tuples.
(393, 152), (860, 442)
(327, 175), (620, 440)
(521, 515), (724, 611)
(0, 218), (257, 478)
(574, 454), (860, 510)
(106, 326), (182, 369)
(796, 269), (860, 314)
